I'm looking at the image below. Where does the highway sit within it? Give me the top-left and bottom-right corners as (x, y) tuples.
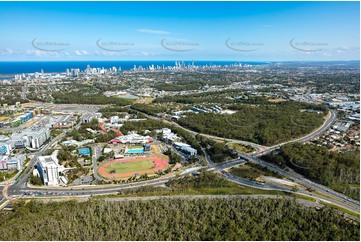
(1, 109), (359, 216)
(136, 110), (267, 150)
(200, 153), (360, 214)
(3, 154), (359, 216)
(254, 110), (337, 156)
(4, 158), (244, 199)
(2, 155), (360, 215)
(234, 154), (360, 212)
(205, 152), (360, 213)
(9, 177), (174, 198)
(135, 109), (337, 154)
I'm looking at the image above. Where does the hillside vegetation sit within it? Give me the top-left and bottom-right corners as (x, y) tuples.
(0, 198), (358, 241)
(262, 143), (360, 199)
(178, 102), (325, 146)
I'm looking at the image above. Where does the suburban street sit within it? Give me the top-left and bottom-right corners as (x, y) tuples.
(91, 144), (103, 181)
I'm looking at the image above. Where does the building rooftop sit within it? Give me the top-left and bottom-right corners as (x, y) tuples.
(174, 142), (191, 147)
(38, 151), (59, 168)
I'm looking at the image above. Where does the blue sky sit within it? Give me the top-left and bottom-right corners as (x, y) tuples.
(0, 1), (359, 61)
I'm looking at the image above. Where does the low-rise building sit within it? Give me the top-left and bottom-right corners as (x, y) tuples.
(144, 144), (151, 152)
(61, 139), (94, 147)
(173, 142), (197, 156)
(52, 115), (76, 129)
(0, 143), (11, 155)
(156, 128), (179, 144)
(0, 155), (25, 170)
(82, 113), (101, 124)
(110, 116), (119, 124)
(110, 132), (152, 144)
(8, 134), (27, 148)
(0, 156), (9, 170)
(82, 114), (94, 124)
(78, 147), (91, 156)
(7, 155), (25, 170)
(333, 121), (353, 133)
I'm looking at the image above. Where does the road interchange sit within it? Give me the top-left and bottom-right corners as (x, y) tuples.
(1, 109), (359, 216)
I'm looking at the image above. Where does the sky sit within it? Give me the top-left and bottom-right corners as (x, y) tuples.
(0, 1), (359, 61)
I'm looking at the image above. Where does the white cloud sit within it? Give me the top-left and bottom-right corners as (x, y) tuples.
(137, 29), (171, 35)
(0, 48), (64, 57)
(335, 46), (359, 53)
(74, 50), (90, 56)
(139, 51), (149, 56)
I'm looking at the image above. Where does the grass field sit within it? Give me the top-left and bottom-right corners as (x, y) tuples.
(104, 160), (154, 174)
(98, 154), (169, 179)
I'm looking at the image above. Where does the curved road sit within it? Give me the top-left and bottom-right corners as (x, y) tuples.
(254, 110), (337, 156)
(136, 109), (337, 154)
(1, 109), (359, 215)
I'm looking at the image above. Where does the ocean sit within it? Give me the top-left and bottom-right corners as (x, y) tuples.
(0, 61), (269, 75)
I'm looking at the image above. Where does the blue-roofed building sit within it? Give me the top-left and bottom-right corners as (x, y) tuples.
(0, 143), (11, 155)
(78, 147), (91, 156)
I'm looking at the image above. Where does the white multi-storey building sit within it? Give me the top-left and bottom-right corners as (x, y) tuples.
(9, 128), (50, 149)
(36, 153), (60, 186)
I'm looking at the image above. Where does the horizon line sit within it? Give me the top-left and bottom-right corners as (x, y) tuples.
(0, 60), (359, 62)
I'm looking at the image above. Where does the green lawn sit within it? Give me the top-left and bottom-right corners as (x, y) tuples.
(104, 160), (154, 174)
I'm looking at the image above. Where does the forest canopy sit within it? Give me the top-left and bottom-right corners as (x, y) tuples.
(177, 102), (325, 146)
(0, 198), (359, 241)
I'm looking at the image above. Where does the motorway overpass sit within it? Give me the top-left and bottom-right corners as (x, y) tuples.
(2, 109), (358, 215)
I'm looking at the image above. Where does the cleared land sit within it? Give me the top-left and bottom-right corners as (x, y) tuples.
(135, 97), (155, 104)
(150, 144), (161, 153)
(0, 115), (11, 122)
(268, 98), (287, 103)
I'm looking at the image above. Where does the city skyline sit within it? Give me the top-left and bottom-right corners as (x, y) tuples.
(0, 1), (359, 61)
